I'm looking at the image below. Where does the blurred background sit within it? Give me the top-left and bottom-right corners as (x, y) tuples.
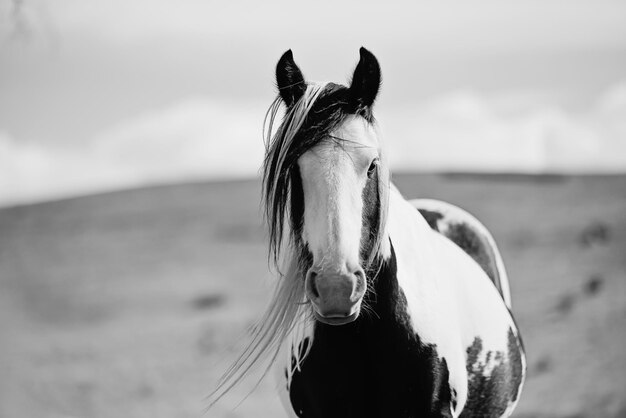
(0, 0), (624, 417)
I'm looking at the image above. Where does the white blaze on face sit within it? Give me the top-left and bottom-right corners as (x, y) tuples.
(298, 116), (380, 274)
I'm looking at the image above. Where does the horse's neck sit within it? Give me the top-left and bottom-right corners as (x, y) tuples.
(298, 240), (455, 417)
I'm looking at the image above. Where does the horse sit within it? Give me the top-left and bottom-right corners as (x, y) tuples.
(210, 47), (526, 418)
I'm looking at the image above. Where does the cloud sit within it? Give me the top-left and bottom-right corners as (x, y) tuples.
(91, 99), (267, 179)
(382, 82), (626, 173)
(1, 83), (625, 207)
(0, 99), (267, 206)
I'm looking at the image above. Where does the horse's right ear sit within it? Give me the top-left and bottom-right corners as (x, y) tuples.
(276, 50), (306, 107)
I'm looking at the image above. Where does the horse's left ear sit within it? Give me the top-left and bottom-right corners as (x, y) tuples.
(349, 47), (381, 110)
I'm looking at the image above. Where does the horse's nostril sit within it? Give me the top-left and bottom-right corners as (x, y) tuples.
(353, 268), (367, 297)
(306, 270), (319, 298)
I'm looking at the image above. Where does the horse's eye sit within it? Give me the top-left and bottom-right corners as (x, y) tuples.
(367, 159), (379, 178)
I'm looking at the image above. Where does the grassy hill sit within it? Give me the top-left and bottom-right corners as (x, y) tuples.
(0, 174), (624, 418)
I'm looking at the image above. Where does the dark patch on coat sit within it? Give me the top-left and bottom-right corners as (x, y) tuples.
(416, 208), (505, 304)
(506, 328), (524, 402)
(417, 208), (444, 232)
(360, 168), (380, 264)
(445, 222), (497, 285)
(289, 243), (453, 418)
(460, 328), (524, 418)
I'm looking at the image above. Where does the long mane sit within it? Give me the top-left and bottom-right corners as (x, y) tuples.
(208, 82), (390, 406)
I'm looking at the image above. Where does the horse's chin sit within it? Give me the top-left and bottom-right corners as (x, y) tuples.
(313, 310), (359, 326)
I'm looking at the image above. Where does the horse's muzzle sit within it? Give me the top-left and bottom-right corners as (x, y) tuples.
(305, 267), (366, 325)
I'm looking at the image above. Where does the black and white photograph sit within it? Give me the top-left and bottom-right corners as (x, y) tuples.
(1, 1), (625, 417)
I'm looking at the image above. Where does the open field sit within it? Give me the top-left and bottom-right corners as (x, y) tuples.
(0, 174), (625, 418)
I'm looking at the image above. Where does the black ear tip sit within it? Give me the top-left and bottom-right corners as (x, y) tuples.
(359, 47), (375, 60)
(279, 49), (294, 63)
(356, 47), (380, 74)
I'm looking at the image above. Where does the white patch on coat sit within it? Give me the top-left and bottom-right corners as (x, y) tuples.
(298, 116), (380, 273)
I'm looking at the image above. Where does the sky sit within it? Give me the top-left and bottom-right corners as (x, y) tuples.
(0, 0), (625, 206)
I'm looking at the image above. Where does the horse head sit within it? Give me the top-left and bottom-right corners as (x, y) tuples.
(263, 47), (390, 326)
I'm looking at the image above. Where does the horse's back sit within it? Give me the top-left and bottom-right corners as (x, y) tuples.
(410, 198), (511, 309)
